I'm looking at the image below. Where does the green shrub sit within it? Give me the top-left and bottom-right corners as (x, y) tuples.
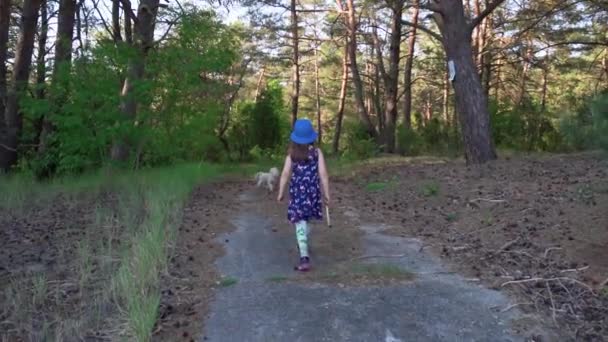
(396, 124), (424, 156)
(342, 121), (379, 160)
(558, 92), (608, 152)
(228, 80), (288, 161)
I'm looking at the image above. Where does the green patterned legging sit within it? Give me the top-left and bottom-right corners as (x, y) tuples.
(295, 220), (309, 258)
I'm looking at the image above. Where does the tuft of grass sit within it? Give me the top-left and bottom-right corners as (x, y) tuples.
(350, 263), (413, 279)
(31, 273), (48, 308)
(445, 212), (458, 222)
(576, 184), (596, 205)
(218, 277), (239, 287)
(266, 275), (289, 283)
(366, 182), (388, 192)
(420, 181), (440, 197)
(77, 240), (93, 292)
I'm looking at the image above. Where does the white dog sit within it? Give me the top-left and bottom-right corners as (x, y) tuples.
(255, 167), (279, 192)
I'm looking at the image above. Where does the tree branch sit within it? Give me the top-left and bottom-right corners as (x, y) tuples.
(401, 20), (441, 42)
(418, 1), (441, 13)
(469, 0), (506, 31)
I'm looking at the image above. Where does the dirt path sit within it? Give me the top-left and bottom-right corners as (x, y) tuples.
(199, 188), (551, 341)
(156, 153), (606, 341)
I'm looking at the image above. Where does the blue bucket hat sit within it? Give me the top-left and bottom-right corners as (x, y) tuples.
(290, 119), (318, 144)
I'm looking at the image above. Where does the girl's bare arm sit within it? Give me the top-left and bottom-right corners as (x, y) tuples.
(317, 149), (330, 204)
(277, 156), (292, 201)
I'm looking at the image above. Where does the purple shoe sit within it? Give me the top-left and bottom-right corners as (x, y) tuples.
(295, 257), (310, 272)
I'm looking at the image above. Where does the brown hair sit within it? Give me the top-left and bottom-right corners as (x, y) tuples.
(289, 141), (313, 162)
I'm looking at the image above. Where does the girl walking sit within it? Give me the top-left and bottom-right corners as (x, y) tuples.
(277, 119), (330, 271)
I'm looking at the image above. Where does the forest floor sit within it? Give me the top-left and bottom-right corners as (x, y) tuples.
(1, 153), (607, 341)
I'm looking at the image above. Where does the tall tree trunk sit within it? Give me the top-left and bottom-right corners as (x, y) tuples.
(112, 0), (122, 42)
(124, 0), (133, 44)
(254, 65), (266, 102)
(602, 54), (608, 87)
(314, 42), (322, 143)
(473, 0), (483, 71)
(332, 43), (349, 154)
(75, 0), (84, 55)
(0, 0), (42, 171)
(369, 32), (383, 132)
(111, 0), (160, 162)
(517, 42), (532, 106)
(38, 0), (76, 156)
(403, 0), (419, 129)
(290, 0), (299, 127)
(540, 64), (548, 112)
(443, 64), (450, 123)
(434, 0), (497, 164)
(344, 0), (376, 138)
(381, 1), (403, 153)
(0, 0), (10, 170)
(364, 59), (373, 118)
(34, 0), (48, 146)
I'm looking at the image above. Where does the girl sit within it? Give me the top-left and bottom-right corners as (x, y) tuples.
(277, 119), (330, 271)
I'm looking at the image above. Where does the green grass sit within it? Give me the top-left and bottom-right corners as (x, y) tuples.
(266, 275), (289, 283)
(419, 180), (440, 197)
(219, 277), (239, 287)
(0, 162), (256, 341)
(445, 212), (458, 222)
(31, 273), (48, 308)
(350, 263), (413, 279)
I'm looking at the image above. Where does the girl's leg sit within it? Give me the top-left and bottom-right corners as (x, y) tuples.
(295, 220), (309, 258)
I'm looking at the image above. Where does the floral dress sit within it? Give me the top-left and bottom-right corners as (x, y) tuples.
(287, 146), (323, 223)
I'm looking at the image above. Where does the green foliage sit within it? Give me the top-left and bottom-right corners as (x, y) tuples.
(20, 9), (241, 176)
(490, 99), (560, 152)
(420, 180), (440, 197)
(396, 124), (424, 156)
(558, 93), (608, 152)
(228, 80), (288, 161)
(341, 121), (379, 160)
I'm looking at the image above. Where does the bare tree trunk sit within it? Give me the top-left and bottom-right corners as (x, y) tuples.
(34, 0), (48, 146)
(403, 0), (419, 129)
(344, 0), (376, 138)
(1, 0), (42, 171)
(314, 42), (322, 143)
(541, 63), (548, 112)
(254, 65), (266, 102)
(290, 0), (299, 127)
(38, 0), (76, 156)
(364, 59), (373, 118)
(382, 1), (403, 153)
(434, 0), (497, 164)
(443, 64), (450, 123)
(111, 0), (160, 162)
(332, 43), (349, 154)
(0, 0), (10, 170)
(517, 42), (532, 106)
(373, 60), (383, 131)
(124, 0), (133, 44)
(369, 32), (384, 132)
(602, 54), (608, 87)
(112, 0), (122, 42)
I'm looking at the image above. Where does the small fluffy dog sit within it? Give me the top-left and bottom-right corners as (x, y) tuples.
(255, 167), (279, 192)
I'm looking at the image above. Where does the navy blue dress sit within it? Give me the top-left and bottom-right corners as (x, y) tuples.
(287, 147), (323, 223)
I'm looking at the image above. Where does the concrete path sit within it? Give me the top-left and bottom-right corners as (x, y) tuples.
(201, 191), (531, 342)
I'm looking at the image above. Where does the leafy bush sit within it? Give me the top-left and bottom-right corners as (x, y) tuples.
(341, 121), (379, 160)
(396, 124), (424, 156)
(228, 80), (288, 161)
(558, 93), (608, 152)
